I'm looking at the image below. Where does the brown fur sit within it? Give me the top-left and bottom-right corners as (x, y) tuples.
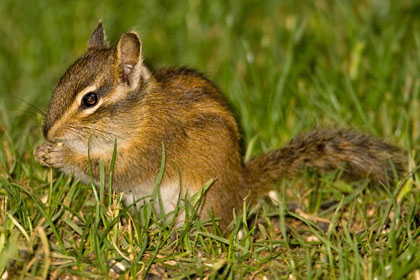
(244, 129), (406, 195)
(34, 23), (406, 230)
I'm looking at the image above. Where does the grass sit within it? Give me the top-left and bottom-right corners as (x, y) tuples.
(1, 0), (420, 278)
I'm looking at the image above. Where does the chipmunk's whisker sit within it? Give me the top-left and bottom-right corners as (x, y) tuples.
(74, 125), (122, 141)
(15, 97), (47, 117)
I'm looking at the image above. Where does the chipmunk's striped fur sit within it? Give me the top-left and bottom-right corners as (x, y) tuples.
(34, 22), (406, 230)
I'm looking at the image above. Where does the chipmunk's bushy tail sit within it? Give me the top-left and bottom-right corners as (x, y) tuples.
(244, 129), (406, 195)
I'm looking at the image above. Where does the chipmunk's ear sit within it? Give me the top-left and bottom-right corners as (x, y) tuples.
(115, 32), (142, 87)
(88, 21), (108, 50)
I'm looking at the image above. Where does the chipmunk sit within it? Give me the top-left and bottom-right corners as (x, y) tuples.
(34, 22), (406, 230)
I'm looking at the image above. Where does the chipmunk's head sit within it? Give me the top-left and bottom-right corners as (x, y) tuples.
(43, 22), (151, 153)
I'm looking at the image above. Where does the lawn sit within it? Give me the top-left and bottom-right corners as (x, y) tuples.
(1, 0), (420, 278)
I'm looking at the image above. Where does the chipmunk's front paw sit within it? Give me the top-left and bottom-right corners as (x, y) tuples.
(34, 142), (70, 168)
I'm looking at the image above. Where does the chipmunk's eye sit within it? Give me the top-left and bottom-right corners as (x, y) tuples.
(82, 92), (98, 108)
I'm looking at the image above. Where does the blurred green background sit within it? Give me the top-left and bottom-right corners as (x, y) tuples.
(0, 0), (419, 156)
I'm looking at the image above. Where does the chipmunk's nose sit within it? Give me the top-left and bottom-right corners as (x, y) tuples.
(43, 123), (51, 139)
